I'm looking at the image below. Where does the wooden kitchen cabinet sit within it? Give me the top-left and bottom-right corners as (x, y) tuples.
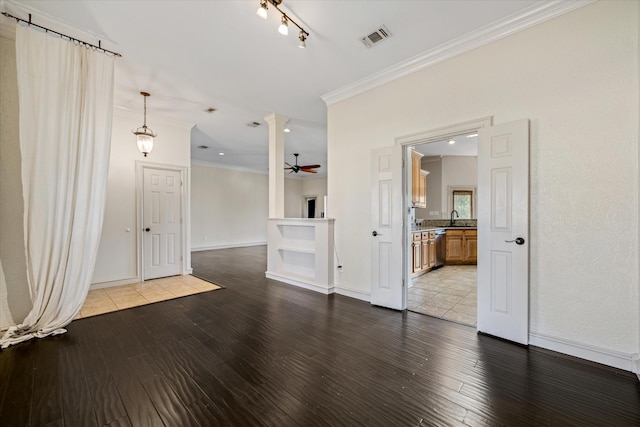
(445, 229), (477, 265)
(421, 238), (429, 270)
(418, 170), (428, 208)
(411, 150), (427, 208)
(428, 235), (436, 268)
(411, 232), (422, 275)
(413, 231), (437, 277)
(463, 230), (477, 263)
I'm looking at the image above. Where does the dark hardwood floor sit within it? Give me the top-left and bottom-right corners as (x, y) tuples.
(1, 245), (639, 426)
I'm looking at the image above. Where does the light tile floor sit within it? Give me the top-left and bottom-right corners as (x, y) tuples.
(76, 275), (221, 319)
(408, 265), (477, 326)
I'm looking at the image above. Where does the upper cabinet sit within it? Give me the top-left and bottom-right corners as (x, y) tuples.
(411, 150), (428, 208)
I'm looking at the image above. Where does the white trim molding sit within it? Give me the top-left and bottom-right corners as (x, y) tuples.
(529, 331), (636, 373)
(632, 354), (640, 381)
(334, 285), (371, 303)
(136, 161), (191, 280)
(266, 272), (335, 295)
(192, 241), (267, 252)
(321, 0), (595, 106)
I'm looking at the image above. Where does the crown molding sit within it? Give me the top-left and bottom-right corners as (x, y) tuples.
(321, 0), (595, 106)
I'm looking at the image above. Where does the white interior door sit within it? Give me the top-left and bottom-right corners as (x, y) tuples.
(143, 167), (182, 280)
(477, 119), (529, 344)
(370, 145), (404, 309)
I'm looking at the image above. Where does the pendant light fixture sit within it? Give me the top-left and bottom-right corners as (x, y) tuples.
(132, 91), (157, 157)
(256, 0), (309, 47)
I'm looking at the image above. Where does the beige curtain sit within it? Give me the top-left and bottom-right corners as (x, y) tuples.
(1, 24), (114, 348)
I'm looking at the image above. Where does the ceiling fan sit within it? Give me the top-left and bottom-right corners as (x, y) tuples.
(285, 153), (321, 174)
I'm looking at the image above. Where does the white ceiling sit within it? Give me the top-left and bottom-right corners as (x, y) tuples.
(414, 133), (478, 157)
(2, 0), (544, 174)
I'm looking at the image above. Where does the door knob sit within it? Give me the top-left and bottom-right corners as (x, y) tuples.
(505, 237), (525, 245)
(145, 228), (150, 232)
(372, 231), (378, 237)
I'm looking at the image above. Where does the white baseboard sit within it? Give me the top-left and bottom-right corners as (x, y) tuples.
(265, 271), (335, 295)
(632, 354), (640, 381)
(90, 272), (193, 290)
(529, 331), (635, 373)
(90, 276), (141, 290)
(191, 241), (267, 252)
(334, 285), (371, 302)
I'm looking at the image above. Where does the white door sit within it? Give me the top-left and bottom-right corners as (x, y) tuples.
(370, 145), (404, 309)
(477, 119), (529, 344)
(143, 167), (182, 280)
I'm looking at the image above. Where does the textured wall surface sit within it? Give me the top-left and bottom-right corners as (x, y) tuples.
(91, 109), (192, 285)
(191, 163), (269, 249)
(328, 1), (639, 356)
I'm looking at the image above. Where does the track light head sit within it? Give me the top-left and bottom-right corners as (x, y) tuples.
(256, 0), (268, 19)
(256, 0), (308, 46)
(298, 31), (307, 48)
(278, 16), (289, 35)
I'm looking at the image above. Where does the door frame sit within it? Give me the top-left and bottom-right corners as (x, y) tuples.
(395, 117), (493, 310)
(136, 161), (192, 281)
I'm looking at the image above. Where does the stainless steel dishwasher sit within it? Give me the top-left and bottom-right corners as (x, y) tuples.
(434, 229), (446, 268)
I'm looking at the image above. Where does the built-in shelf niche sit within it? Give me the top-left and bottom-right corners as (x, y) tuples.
(266, 218), (335, 294)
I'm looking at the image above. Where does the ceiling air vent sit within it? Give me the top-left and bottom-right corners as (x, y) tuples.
(361, 25), (391, 48)
(247, 121), (261, 128)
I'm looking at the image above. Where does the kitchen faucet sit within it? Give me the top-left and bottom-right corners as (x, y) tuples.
(450, 209), (459, 226)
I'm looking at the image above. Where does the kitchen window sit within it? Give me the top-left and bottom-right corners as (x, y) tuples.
(452, 190), (473, 219)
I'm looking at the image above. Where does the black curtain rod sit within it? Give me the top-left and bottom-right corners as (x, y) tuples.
(1, 12), (122, 57)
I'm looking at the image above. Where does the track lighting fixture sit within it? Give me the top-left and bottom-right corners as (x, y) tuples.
(298, 31), (307, 48)
(132, 92), (157, 157)
(256, 0), (309, 47)
(256, 0), (268, 19)
(278, 16), (289, 35)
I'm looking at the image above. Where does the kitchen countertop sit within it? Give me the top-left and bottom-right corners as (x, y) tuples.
(411, 226), (477, 232)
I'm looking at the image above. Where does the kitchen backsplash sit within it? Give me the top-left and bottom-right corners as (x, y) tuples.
(414, 219), (477, 229)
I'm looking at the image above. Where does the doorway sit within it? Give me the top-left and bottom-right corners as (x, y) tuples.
(371, 117), (530, 344)
(139, 164), (188, 280)
(406, 133), (479, 326)
(306, 196), (317, 218)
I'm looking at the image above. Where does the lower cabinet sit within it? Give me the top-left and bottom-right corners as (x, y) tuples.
(445, 229), (477, 265)
(412, 233), (422, 275)
(412, 231), (436, 277)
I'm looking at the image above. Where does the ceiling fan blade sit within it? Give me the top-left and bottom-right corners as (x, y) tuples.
(301, 169), (318, 174)
(285, 162), (293, 167)
(299, 164), (321, 169)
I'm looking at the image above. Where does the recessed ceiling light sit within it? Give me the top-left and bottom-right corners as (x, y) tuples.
(247, 121), (261, 127)
(218, 152), (225, 156)
(284, 128), (290, 133)
(448, 140), (455, 145)
(197, 145), (209, 149)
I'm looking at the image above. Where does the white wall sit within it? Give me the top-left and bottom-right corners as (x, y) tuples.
(191, 163), (269, 250)
(91, 108), (192, 286)
(441, 156), (477, 218)
(285, 176), (328, 218)
(302, 177), (328, 217)
(327, 1), (639, 368)
(285, 178), (303, 218)
(190, 168), (326, 249)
